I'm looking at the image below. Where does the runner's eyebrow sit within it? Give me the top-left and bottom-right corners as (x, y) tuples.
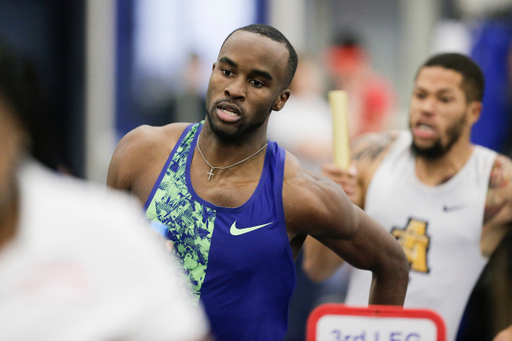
(218, 57), (273, 81)
(251, 69), (273, 81)
(437, 88), (455, 95)
(219, 57), (237, 67)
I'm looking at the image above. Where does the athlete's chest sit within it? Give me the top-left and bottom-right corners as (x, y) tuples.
(366, 142), (488, 236)
(190, 177), (261, 208)
(207, 209), (287, 261)
(367, 173), (486, 274)
(189, 155), (265, 208)
(370, 169), (485, 235)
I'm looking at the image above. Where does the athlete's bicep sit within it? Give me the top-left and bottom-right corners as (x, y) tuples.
(315, 204), (402, 271)
(302, 235), (345, 282)
(107, 131), (142, 191)
(107, 138), (132, 190)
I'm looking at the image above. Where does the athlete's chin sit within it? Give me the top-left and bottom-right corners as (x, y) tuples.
(411, 141), (448, 159)
(412, 139), (435, 151)
(207, 114), (243, 142)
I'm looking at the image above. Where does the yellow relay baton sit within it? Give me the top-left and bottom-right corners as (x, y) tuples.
(328, 90), (350, 169)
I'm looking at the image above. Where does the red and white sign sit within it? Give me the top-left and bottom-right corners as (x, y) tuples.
(307, 304), (446, 341)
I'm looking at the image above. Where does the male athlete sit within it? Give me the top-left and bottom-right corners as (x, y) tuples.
(303, 53), (512, 341)
(107, 24), (408, 341)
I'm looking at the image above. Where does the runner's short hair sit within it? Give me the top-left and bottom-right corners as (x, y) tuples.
(222, 24), (298, 88)
(418, 53), (485, 103)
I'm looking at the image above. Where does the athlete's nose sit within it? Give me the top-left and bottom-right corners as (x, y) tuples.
(225, 77), (246, 101)
(419, 96), (436, 115)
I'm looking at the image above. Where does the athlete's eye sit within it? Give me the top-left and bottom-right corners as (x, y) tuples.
(250, 79), (264, 88)
(222, 69), (233, 77)
(414, 92), (426, 99)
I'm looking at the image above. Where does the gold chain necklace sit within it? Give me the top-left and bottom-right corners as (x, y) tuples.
(196, 135), (268, 181)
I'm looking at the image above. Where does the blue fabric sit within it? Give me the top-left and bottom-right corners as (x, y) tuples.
(470, 20), (512, 152)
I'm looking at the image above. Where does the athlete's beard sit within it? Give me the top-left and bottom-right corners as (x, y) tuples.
(411, 114), (466, 160)
(205, 102), (269, 144)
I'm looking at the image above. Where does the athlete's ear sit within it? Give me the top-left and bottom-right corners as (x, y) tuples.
(467, 101), (482, 126)
(272, 89), (291, 112)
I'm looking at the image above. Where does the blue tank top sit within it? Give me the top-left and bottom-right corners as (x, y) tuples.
(144, 122), (296, 341)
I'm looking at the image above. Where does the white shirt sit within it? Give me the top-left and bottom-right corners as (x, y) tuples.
(0, 161), (209, 341)
(345, 131), (496, 341)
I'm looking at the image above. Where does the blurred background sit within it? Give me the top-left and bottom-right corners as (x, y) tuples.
(1, 0), (511, 340)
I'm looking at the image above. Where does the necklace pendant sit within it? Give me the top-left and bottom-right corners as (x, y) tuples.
(207, 168), (215, 181)
(197, 134), (268, 182)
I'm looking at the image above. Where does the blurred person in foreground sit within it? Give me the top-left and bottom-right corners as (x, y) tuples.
(303, 53), (512, 341)
(107, 24), (408, 341)
(326, 33), (396, 139)
(0, 39), (209, 341)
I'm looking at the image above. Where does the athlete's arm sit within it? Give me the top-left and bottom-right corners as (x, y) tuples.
(107, 125), (152, 191)
(302, 236), (344, 282)
(481, 154), (512, 257)
(312, 204), (408, 306)
(284, 154), (408, 306)
(302, 132), (399, 282)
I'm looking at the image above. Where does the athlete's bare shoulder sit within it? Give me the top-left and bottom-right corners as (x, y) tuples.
(107, 123), (191, 200)
(351, 131), (400, 164)
(349, 131), (400, 188)
(117, 123), (190, 156)
(485, 154), (512, 223)
(482, 153), (512, 256)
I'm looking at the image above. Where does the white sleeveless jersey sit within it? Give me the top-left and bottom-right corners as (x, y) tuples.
(345, 131), (496, 341)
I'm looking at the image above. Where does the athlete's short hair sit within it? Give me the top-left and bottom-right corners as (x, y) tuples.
(418, 53), (485, 103)
(222, 24), (298, 88)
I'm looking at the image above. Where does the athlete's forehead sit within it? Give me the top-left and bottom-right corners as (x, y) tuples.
(218, 31), (289, 84)
(414, 66), (464, 95)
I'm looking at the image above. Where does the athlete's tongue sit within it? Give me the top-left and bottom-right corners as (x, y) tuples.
(414, 123), (435, 139)
(217, 107), (240, 123)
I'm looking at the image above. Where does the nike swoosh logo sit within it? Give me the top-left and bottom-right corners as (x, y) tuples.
(443, 204), (466, 212)
(230, 221), (274, 236)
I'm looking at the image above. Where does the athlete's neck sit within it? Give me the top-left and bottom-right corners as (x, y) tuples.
(199, 122), (268, 167)
(415, 141), (474, 186)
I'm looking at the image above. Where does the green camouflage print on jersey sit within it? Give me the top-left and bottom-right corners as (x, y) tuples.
(145, 122), (215, 303)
